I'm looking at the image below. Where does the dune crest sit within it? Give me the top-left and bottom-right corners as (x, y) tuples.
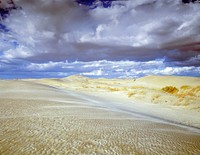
(133, 75), (200, 89)
(130, 75), (200, 110)
(32, 75), (200, 127)
(35, 75), (200, 111)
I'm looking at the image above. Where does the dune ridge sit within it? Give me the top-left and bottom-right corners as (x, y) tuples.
(33, 75), (200, 128)
(35, 75), (200, 111)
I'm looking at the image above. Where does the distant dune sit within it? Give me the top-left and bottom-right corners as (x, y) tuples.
(32, 75), (200, 127)
(35, 75), (200, 111)
(133, 75), (199, 89)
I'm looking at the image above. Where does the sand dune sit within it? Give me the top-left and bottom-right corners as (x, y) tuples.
(1, 79), (200, 154)
(35, 75), (200, 110)
(33, 75), (200, 127)
(133, 75), (199, 88)
(130, 76), (200, 111)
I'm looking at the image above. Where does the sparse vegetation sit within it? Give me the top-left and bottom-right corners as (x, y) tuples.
(161, 86), (179, 94)
(127, 92), (135, 98)
(180, 85), (192, 90)
(131, 86), (144, 89)
(38, 76), (199, 111)
(95, 86), (119, 92)
(190, 86), (200, 95)
(121, 87), (128, 91)
(138, 90), (146, 95)
(151, 94), (160, 102)
(107, 87), (119, 92)
(96, 86), (102, 89)
(82, 85), (88, 88)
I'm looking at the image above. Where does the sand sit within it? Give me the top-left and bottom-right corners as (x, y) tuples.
(1, 78), (200, 154)
(33, 75), (200, 128)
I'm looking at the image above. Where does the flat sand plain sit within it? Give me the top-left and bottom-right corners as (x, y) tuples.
(1, 80), (200, 155)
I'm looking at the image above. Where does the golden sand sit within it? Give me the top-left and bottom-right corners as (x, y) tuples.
(0, 80), (200, 154)
(35, 75), (200, 109)
(33, 75), (200, 127)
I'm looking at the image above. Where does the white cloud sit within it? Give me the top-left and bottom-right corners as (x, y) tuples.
(1, 58), (199, 78)
(157, 66), (199, 75)
(81, 69), (105, 76)
(3, 45), (33, 59)
(21, 59), (199, 78)
(0, 0), (200, 78)
(0, 0), (199, 63)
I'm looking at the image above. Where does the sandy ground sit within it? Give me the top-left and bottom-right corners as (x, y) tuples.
(34, 75), (200, 128)
(0, 79), (200, 154)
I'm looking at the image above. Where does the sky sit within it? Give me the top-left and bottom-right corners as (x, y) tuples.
(0, 0), (200, 79)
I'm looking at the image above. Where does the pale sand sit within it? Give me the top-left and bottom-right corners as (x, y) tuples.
(34, 75), (200, 128)
(1, 80), (200, 155)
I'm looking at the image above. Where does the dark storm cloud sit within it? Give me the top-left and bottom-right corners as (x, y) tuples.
(0, 0), (200, 78)
(1, 0), (199, 63)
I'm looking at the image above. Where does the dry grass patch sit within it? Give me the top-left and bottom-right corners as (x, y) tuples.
(190, 86), (200, 95)
(131, 86), (144, 89)
(95, 86), (120, 92)
(121, 87), (128, 91)
(161, 86), (179, 94)
(82, 85), (89, 88)
(180, 85), (192, 90)
(107, 87), (120, 92)
(127, 92), (135, 98)
(151, 94), (160, 103)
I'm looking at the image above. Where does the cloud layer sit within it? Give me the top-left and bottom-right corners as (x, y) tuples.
(0, 0), (200, 78)
(1, 59), (199, 79)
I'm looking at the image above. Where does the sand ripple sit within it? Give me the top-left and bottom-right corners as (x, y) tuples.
(0, 80), (200, 155)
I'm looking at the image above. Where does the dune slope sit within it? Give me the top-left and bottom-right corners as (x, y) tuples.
(1, 79), (200, 154)
(33, 75), (200, 128)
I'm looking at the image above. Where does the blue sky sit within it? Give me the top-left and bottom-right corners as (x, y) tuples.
(0, 0), (200, 79)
